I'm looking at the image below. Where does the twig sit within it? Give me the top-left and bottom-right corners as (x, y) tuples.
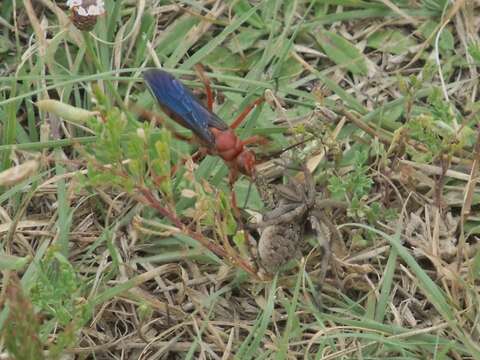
(137, 186), (259, 279)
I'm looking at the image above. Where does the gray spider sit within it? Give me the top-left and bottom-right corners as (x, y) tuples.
(252, 164), (346, 292)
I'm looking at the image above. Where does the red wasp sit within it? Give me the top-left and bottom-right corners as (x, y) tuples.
(143, 68), (264, 184)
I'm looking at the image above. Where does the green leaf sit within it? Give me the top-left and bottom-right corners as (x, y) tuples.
(316, 30), (368, 75)
(440, 28), (455, 51)
(468, 41), (480, 64)
(181, 4), (261, 70)
(232, 0), (264, 29)
(227, 28), (264, 54)
(0, 35), (13, 54)
(276, 56), (304, 80)
(421, 0), (450, 15)
(419, 21), (454, 51)
(0, 254), (31, 270)
(204, 47), (244, 71)
(472, 249), (480, 280)
(367, 29), (417, 55)
(156, 15), (200, 59)
(133, 13), (156, 67)
(236, 276), (278, 358)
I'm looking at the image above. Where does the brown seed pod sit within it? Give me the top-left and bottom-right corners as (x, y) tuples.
(67, 0), (105, 31)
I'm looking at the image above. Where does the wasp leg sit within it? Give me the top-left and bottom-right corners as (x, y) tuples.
(230, 97), (264, 130)
(194, 64), (214, 112)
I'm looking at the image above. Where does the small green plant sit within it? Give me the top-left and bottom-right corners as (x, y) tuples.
(3, 275), (45, 360)
(328, 149), (373, 219)
(28, 248), (92, 359)
(468, 41), (480, 65)
(77, 95), (258, 277)
(2, 249), (92, 360)
(405, 88), (475, 163)
(30, 249), (88, 326)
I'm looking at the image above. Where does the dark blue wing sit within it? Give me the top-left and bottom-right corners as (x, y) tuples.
(143, 69), (229, 146)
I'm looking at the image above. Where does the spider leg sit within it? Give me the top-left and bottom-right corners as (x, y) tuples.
(275, 182), (303, 203)
(272, 159), (303, 172)
(249, 203), (306, 230)
(302, 164), (317, 207)
(312, 208), (346, 307)
(308, 211), (331, 309)
(264, 203), (302, 221)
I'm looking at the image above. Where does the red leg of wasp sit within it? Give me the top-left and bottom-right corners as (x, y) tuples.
(229, 178), (247, 239)
(191, 148), (207, 163)
(230, 190), (242, 221)
(230, 97), (264, 130)
(228, 169), (241, 217)
(153, 148), (206, 189)
(173, 147), (208, 178)
(194, 64), (214, 112)
(228, 173), (252, 258)
(228, 169), (238, 186)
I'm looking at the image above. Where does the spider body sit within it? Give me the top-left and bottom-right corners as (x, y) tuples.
(254, 165), (319, 272)
(253, 165), (346, 285)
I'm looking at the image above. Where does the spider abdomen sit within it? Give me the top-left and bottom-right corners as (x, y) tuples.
(258, 223), (302, 273)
